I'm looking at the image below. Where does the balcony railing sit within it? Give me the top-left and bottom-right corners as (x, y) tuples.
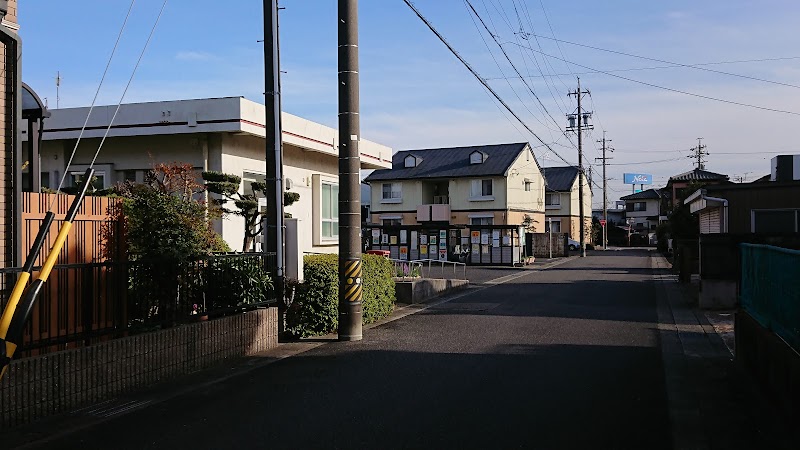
(417, 203), (451, 222)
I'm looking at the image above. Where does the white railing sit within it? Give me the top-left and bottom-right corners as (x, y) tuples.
(410, 258), (467, 280)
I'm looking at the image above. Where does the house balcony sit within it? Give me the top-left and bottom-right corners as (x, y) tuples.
(417, 203), (451, 222)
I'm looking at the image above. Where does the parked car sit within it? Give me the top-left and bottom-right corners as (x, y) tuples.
(567, 238), (580, 251)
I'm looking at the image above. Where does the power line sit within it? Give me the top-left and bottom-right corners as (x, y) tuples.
(400, 0), (573, 168)
(522, 33), (800, 90)
(465, 0), (569, 142)
(485, 56), (800, 80)
(504, 40), (800, 117)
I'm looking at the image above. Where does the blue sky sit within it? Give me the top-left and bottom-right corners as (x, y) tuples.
(21, 1), (800, 205)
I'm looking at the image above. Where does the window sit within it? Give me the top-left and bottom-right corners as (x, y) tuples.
(545, 220), (561, 233)
(626, 202), (647, 212)
(470, 179), (493, 198)
(382, 219), (401, 226)
(242, 171), (267, 197)
(524, 180), (533, 192)
(71, 171), (106, 190)
(470, 217), (493, 225)
(382, 182), (402, 201)
(40, 172), (50, 190)
(545, 193), (561, 207)
(404, 155), (418, 168)
(470, 151), (485, 164)
(321, 182), (339, 239)
(123, 170), (138, 183)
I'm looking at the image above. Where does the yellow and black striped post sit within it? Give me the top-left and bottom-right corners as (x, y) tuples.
(0, 168), (94, 381)
(337, 0), (363, 341)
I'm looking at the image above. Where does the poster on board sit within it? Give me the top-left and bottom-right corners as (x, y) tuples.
(390, 235), (398, 245)
(382, 234), (388, 244)
(399, 247), (408, 260)
(420, 235), (428, 245)
(420, 244), (428, 255)
(439, 249), (447, 261)
(411, 231), (418, 250)
(430, 236), (437, 246)
(480, 232), (489, 245)
(471, 231), (480, 244)
(400, 230), (407, 244)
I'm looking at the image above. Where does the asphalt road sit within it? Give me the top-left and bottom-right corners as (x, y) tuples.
(36, 250), (674, 449)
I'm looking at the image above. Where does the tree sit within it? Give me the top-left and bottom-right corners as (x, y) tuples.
(202, 171), (300, 252)
(117, 162), (229, 262)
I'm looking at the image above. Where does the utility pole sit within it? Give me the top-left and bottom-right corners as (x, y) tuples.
(338, 0), (363, 341)
(567, 78), (592, 258)
(595, 132), (613, 251)
(689, 137), (708, 169)
(264, 0), (285, 330)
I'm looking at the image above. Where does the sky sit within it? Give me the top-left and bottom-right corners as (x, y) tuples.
(20, 0), (800, 208)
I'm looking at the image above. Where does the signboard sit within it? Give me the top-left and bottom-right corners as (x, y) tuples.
(471, 231), (481, 244)
(439, 249), (448, 261)
(420, 244), (428, 255)
(599, 219), (606, 226)
(399, 247), (408, 260)
(623, 173), (653, 185)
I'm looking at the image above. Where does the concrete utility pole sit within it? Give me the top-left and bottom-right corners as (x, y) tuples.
(595, 132), (613, 251)
(689, 137), (708, 169)
(264, 0), (285, 326)
(338, 0), (363, 341)
(567, 78), (592, 258)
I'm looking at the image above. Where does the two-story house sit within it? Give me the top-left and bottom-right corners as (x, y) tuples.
(541, 166), (592, 241)
(364, 143), (546, 229)
(620, 189), (665, 233)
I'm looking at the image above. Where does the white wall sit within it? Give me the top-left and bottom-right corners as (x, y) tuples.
(506, 149), (545, 212)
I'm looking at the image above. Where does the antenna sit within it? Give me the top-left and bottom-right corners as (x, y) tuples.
(56, 71), (61, 109)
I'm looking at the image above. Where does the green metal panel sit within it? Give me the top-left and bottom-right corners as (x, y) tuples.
(740, 244), (800, 351)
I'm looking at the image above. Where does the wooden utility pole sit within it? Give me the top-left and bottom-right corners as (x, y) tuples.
(338, 0), (363, 341)
(567, 78), (592, 257)
(596, 132), (612, 250)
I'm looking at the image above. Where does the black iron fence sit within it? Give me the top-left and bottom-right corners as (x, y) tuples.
(0, 253), (277, 357)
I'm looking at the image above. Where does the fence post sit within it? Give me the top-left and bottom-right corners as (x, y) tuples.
(81, 265), (94, 347)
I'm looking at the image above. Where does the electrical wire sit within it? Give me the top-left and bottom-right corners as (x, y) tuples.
(504, 40), (800, 117)
(400, 0), (574, 169)
(50, 0), (137, 207)
(523, 33), (800, 90)
(92, 0), (169, 166)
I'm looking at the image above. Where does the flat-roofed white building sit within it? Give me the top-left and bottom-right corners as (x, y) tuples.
(41, 97), (392, 255)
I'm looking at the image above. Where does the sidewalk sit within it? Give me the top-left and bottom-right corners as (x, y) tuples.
(651, 252), (795, 449)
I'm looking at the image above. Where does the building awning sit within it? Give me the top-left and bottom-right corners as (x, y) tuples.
(22, 83), (50, 120)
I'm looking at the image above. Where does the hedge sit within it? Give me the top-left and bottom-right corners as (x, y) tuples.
(286, 254), (396, 338)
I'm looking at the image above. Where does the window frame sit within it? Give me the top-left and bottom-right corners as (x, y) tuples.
(381, 182), (402, 203)
(470, 179), (494, 201)
(321, 181), (339, 240)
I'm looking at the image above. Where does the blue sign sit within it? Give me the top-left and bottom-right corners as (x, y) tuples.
(623, 173), (653, 185)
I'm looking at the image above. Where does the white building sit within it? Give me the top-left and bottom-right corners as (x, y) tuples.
(41, 97), (392, 256)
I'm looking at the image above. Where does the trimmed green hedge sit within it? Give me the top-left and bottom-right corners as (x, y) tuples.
(286, 254), (396, 338)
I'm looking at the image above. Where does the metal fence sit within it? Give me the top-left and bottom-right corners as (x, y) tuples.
(740, 244), (800, 351)
(0, 252), (277, 357)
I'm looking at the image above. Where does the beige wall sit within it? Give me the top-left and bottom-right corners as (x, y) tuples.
(506, 149), (545, 213)
(449, 176), (507, 211)
(370, 179), (422, 215)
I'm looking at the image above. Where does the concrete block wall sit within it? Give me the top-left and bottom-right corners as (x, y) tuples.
(0, 307), (278, 428)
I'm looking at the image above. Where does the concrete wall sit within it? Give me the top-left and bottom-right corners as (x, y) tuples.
(0, 308), (278, 429)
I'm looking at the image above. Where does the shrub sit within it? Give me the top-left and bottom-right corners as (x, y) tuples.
(205, 257), (274, 311)
(286, 254), (396, 338)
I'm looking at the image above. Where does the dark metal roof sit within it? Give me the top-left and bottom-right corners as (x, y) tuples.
(22, 83), (51, 120)
(364, 143), (531, 182)
(541, 166), (578, 192)
(669, 168), (729, 182)
(620, 189), (662, 201)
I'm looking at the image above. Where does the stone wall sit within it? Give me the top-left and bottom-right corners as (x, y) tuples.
(0, 307), (278, 428)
